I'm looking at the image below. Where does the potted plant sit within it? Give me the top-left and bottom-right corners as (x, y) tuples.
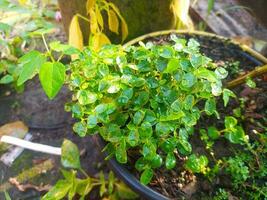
(17, 30), (267, 199)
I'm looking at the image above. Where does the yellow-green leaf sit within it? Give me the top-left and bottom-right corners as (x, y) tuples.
(108, 3), (128, 42)
(86, 0), (96, 14)
(92, 33), (111, 50)
(170, 0), (194, 30)
(108, 9), (119, 34)
(89, 10), (98, 34)
(68, 15), (83, 50)
(95, 5), (104, 30)
(121, 18), (128, 42)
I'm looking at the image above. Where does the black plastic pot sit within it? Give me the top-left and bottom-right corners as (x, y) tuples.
(92, 30), (267, 200)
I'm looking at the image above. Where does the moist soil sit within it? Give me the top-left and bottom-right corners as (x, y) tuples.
(127, 33), (267, 199)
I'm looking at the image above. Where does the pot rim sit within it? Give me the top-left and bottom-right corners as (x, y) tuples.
(98, 30), (267, 200)
(124, 29), (267, 64)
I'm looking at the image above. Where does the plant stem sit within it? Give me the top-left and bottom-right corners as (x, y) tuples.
(226, 64), (267, 88)
(42, 34), (55, 62)
(79, 168), (89, 178)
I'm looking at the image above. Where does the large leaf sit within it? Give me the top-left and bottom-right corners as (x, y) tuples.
(86, 0), (96, 13)
(61, 139), (81, 169)
(69, 15), (83, 50)
(17, 51), (46, 86)
(39, 62), (65, 99)
(108, 9), (119, 34)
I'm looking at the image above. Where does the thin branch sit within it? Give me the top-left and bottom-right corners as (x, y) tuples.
(226, 64), (267, 88)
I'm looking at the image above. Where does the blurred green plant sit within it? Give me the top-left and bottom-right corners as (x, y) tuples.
(0, 0), (57, 89)
(42, 139), (138, 200)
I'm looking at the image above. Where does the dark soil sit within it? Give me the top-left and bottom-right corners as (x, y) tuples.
(128, 33), (267, 199)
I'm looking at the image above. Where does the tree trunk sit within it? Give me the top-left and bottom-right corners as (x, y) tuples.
(58, 0), (176, 44)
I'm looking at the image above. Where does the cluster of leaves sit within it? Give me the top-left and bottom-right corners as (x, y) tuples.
(67, 34), (240, 184)
(16, 42), (79, 99)
(69, 0), (128, 51)
(224, 130), (267, 199)
(42, 139), (138, 200)
(0, 0), (56, 89)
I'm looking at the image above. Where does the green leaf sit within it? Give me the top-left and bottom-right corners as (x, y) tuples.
(142, 142), (157, 159)
(115, 139), (127, 163)
(164, 58), (179, 73)
(159, 46), (174, 58)
(73, 122), (87, 137)
(61, 139), (81, 169)
(133, 110), (146, 125)
(190, 54), (203, 68)
(4, 191), (11, 200)
(76, 178), (93, 196)
(127, 130), (139, 147)
(87, 115), (98, 129)
(166, 152), (176, 170)
(39, 62), (65, 99)
(208, 126), (220, 140)
(140, 168), (153, 185)
(134, 91), (149, 107)
(171, 99), (182, 112)
(184, 95), (195, 110)
(77, 90), (97, 105)
(42, 180), (71, 200)
(135, 157), (147, 171)
(17, 51), (46, 86)
(99, 171), (106, 197)
(194, 68), (217, 82)
(156, 122), (172, 137)
(116, 182), (139, 199)
(72, 104), (83, 118)
(246, 78), (256, 88)
(222, 89), (236, 107)
(185, 154), (208, 173)
(225, 126), (246, 144)
(211, 82), (222, 96)
(215, 67), (228, 79)
(224, 116), (237, 130)
(108, 171), (115, 194)
(49, 41), (79, 55)
(139, 122), (152, 139)
(150, 154), (163, 168)
(177, 138), (192, 155)
(181, 72), (196, 88)
(0, 74), (14, 84)
(161, 137), (177, 153)
(204, 98), (216, 116)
